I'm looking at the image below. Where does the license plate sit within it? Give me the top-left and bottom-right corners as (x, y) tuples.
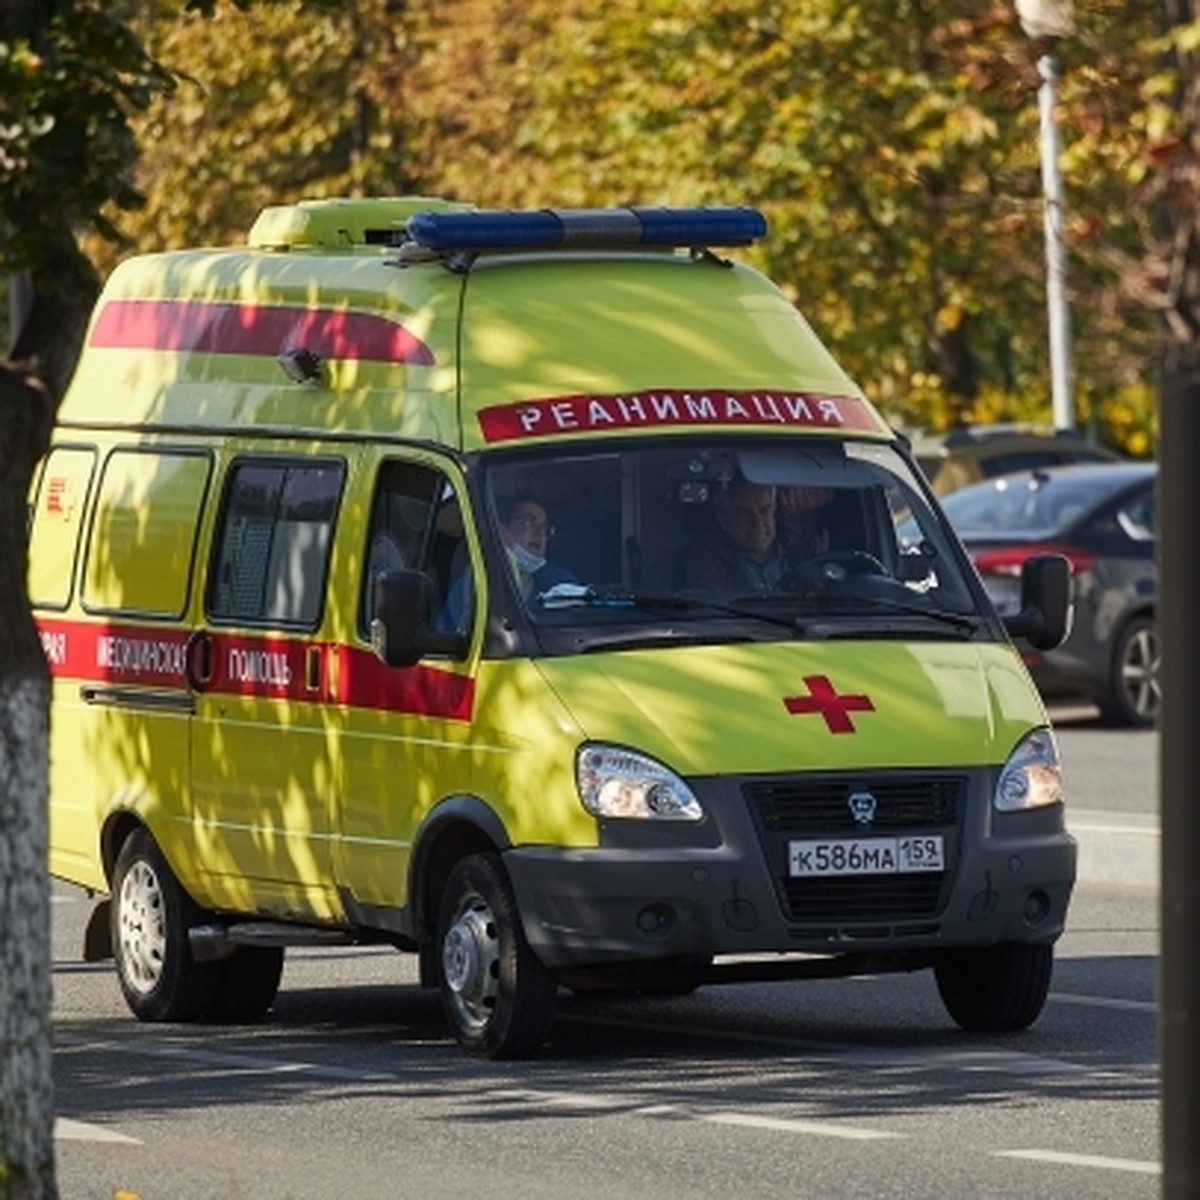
(788, 835), (945, 877)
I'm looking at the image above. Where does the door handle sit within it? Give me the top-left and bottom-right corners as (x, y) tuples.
(185, 630), (214, 692)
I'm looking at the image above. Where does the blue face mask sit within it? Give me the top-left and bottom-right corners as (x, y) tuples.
(511, 542), (546, 575)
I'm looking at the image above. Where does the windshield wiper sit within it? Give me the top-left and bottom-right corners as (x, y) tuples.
(537, 584), (804, 632)
(793, 590), (982, 633)
(537, 583), (980, 637)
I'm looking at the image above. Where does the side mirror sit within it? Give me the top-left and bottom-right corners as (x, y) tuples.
(1003, 553), (1072, 651)
(370, 569), (469, 667)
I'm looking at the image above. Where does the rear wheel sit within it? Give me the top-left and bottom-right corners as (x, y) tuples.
(111, 828), (220, 1021)
(208, 946), (285, 1022)
(1099, 615), (1159, 728)
(436, 853), (556, 1059)
(934, 942), (1053, 1033)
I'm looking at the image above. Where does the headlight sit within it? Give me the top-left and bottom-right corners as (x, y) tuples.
(576, 744), (703, 821)
(994, 727), (1063, 812)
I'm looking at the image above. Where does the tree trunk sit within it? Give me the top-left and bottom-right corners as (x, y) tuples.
(0, 364), (57, 1200)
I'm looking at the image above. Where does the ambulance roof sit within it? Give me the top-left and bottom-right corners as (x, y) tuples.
(58, 198), (890, 452)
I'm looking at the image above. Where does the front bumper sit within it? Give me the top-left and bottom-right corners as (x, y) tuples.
(504, 768), (1076, 971)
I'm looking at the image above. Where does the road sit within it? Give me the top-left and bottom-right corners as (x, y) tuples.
(1049, 701), (1157, 818)
(1049, 701), (1159, 888)
(49, 715), (1160, 1200)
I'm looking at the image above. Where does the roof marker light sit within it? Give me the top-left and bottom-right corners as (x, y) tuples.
(405, 206), (767, 254)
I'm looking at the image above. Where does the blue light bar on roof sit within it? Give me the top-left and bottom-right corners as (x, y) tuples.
(406, 206), (767, 253)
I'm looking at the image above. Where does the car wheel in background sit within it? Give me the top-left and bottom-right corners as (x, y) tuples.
(1100, 614), (1160, 728)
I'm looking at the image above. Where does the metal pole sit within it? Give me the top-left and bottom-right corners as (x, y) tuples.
(1161, 368), (1200, 1197)
(1036, 49), (1075, 431)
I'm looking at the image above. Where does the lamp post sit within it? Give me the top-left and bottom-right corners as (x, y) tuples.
(1015, 0), (1075, 431)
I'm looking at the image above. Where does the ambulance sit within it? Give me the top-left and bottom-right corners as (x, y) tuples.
(29, 198), (1075, 1058)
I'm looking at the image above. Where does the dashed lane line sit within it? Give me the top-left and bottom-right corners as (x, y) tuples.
(1048, 991), (1157, 1014)
(703, 1111), (901, 1140)
(994, 1149), (1160, 1175)
(54, 1118), (141, 1145)
(486, 1087), (903, 1140)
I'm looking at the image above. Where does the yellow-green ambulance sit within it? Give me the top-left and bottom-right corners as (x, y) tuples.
(30, 198), (1075, 1058)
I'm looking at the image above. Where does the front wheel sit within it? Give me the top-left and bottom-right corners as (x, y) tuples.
(436, 853), (556, 1059)
(934, 942), (1053, 1033)
(111, 828), (221, 1021)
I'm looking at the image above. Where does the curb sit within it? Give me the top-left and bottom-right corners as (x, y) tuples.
(1068, 807), (1159, 891)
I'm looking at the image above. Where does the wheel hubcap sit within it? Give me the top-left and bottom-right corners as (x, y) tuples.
(442, 898), (500, 1032)
(118, 859), (167, 995)
(1121, 626), (1161, 720)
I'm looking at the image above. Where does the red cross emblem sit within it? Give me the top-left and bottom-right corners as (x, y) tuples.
(783, 674), (875, 734)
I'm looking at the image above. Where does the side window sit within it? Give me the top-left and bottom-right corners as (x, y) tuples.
(1082, 486), (1156, 550)
(361, 460), (473, 639)
(28, 446), (97, 610)
(81, 449), (211, 618)
(210, 459), (343, 628)
(1117, 489), (1155, 542)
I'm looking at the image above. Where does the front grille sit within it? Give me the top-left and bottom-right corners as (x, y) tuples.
(747, 775), (965, 834)
(781, 874), (946, 922)
(744, 772), (968, 928)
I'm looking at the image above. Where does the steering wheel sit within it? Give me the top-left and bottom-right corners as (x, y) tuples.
(788, 550), (889, 588)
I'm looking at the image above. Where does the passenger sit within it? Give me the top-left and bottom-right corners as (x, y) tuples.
(778, 485), (833, 559)
(680, 476), (791, 592)
(499, 495), (576, 602)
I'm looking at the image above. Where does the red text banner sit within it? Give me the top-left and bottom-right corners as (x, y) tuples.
(477, 389), (883, 443)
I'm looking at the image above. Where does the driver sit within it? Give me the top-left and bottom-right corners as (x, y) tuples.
(681, 476), (791, 592)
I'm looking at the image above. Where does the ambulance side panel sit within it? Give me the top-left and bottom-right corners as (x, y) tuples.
(32, 441), (212, 892)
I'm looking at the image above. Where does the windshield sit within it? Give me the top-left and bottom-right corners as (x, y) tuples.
(479, 437), (984, 650)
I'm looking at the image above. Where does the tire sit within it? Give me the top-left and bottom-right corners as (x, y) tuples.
(208, 946), (285, 1023)
(436, 853), (556, 1059)
(1099, 615), (1159, 728)
(111, 828), (221, 1022)
(934, 942), (1053, 1033)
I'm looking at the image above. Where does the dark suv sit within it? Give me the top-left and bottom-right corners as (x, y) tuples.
(911, 424), (1123, 495)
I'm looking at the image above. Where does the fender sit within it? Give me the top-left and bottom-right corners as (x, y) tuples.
(409, 794), (512, 922)
(406, 795), (512, 983)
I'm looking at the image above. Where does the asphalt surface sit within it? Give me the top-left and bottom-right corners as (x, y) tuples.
(1050, 701), (1159, 891)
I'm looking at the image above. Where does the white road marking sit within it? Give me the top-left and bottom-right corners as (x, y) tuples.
(1048, 991), (1157, 1014)
(55, 1118), (141, 1145)
(488, 1088), (902, 1140)
(994, 1149), (1160, 1175)
(56, 1036), (391, 1083)
(704, 1111), (901, 1141)
(488, 1087), (632, 1111)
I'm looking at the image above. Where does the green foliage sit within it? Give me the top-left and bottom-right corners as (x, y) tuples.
(0, 1), (175, 276)
(4, 0), (1172, 457)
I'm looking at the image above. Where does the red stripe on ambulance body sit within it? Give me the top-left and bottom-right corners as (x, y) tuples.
(35, 619), (473, 721)
(477, 389), (882, 443)
(89, 299), (436, 366)
(332, 645), (475, 721)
